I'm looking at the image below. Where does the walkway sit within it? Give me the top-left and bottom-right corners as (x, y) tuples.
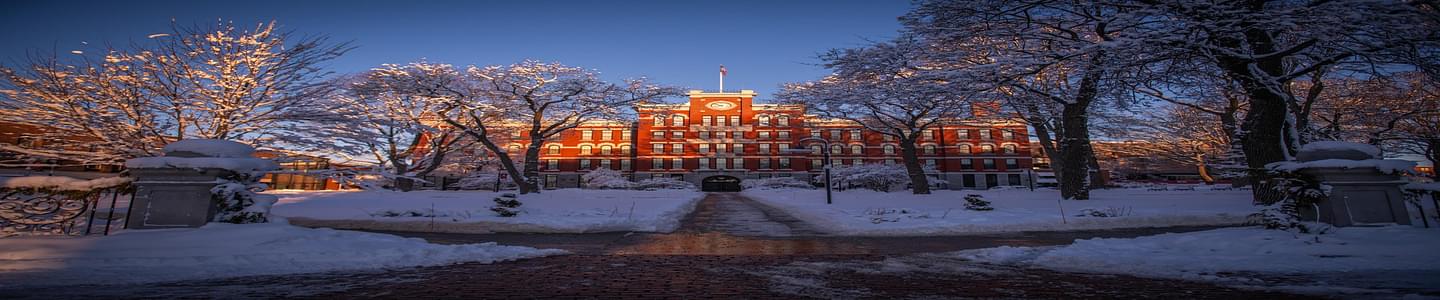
(0, 193), (1318, 299)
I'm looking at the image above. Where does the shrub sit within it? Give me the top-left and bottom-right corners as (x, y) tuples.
(826, 163), (910, 192)
(741, 177), (814, 190)
(963, 194), (993, 211)
(490, 193), (522, 217)
(634, 178), (695, 190)
(582, 169), (636, 189)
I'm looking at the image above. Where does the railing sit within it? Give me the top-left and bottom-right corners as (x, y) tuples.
(0, 176), (132, 238)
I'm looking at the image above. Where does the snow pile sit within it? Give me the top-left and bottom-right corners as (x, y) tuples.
(744, 188), (1257, 235)
(270, 189), (704, 233)
(581, 169), (636, 189)
(827, 163), (909, 192)
(1268, 159), (1416, 174)
(161, 139), (258, 158)
(0, 176), (130, 191)
(0, 222), (564, 287)
(742, 177), (815, 190)
(952, 226), (1440, 295)
(1298, 141), (1382, 158)
(1404, 182), (1440, 192)
(633, 178), (695, 190)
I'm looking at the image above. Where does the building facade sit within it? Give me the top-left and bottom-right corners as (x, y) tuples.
(498, 90), (1035, 190)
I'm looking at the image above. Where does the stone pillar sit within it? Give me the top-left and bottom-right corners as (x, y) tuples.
(123, 139), (276, 229)
(1292, 143), (1413, 227)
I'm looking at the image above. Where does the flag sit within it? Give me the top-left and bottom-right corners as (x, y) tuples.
(720, 65), (727, 77)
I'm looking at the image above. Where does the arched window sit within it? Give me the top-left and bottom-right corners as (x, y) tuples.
(671, 115), (685, 126)
(923, 144), (937, 155)
(1003, 144), (1017, 154)
(547, 145), (560, 155)
(850, 144), (863, 154)
(777, 115), (789, 126)
(653, 116), (665, 126)
(580, 145), (593, 155)
(959, 144), (972, 154)
(883, 144), (896, 155)
(601, 145), (613, 155)
(758, 115), (771, 126)
(620, 144), (632, 155)
(830, 144), (843, 155)
(981, 144), (995, 154)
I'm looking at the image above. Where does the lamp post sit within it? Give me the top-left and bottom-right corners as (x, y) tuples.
(786, 137), (833, 204)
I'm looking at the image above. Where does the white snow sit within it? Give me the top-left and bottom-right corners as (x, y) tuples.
(743, 187), (1257, 235)
(125, 157), (279, 172)
(0, 221), (564, 287)
(0, 176), (130, 191)
(1268, 158), (1417, 174)
(1299, 141), (1382, 158)
(951, 226), (1440, 295)
(161, 139), (258, 158)
(269, 189), (704, 233)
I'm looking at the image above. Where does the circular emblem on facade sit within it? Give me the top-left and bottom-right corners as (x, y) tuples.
(706, 101), (737, 110)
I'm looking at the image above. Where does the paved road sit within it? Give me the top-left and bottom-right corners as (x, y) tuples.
(0, 193), (1318, 299)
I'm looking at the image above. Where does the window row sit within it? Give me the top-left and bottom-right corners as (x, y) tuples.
(545, 159), (632, 171)
(577, 129), (630, 141)
(651, 157), (794, 170)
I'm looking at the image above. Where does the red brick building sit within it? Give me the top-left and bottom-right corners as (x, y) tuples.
(496, 90), (1035, 190)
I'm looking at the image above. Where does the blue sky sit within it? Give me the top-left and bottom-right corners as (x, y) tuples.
(1, 0), (910, 101)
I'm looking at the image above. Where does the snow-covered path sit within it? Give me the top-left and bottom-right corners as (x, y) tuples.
(675, 193), (828, 236)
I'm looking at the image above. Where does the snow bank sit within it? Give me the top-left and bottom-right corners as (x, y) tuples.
(952, 226), (1440, 295)
(1299, 141), (1381, 158)
(743, 188), (1256, 236)
(0, 176), (130, 191)
(125, 157), (279, 172)
(1268, 158), (1416, 174)
(161, 139), (256, 158)
(0, 221), (564, 287)
(270, 189), (704, 233)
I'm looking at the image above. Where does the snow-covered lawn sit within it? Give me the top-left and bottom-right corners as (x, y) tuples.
(743, 187), (1256, 235)
(270, 189), (704, 233)
(952, 226), (1440, 296)
(0, 221), (564, 288)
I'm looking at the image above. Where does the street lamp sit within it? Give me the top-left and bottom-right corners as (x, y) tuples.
(784, 137), (833, 204)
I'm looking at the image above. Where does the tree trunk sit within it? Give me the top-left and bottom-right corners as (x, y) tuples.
(443, 115), (532, 194)
(1196, 154), (1215, 184)
(1058, 102), (1092, 200)
(1211, 0), (1297, 201)
(899, 139), (931, 194)
(1428, 138), (1440, 181)
(521, 134), (545, 193)
(1030, 120), (1065, 180)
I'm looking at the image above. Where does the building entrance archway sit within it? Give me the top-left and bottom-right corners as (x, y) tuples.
(701, 175), (742, 192)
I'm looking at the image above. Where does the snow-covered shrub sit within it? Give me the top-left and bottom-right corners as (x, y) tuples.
(456, 173), (502, 190)
(1249, 167), (1330, 233)
(1076, 206), (1132, 218)
(741, 177), (814, 190)
(211, 172), (277, 224)
(633, 178), (695, 190)
(582, 169), (635, 189)
(863, 208), (931, 224)
(826, 163), (909, 192)
(490, 193), (522, 217)
(964, 194), (993, 211)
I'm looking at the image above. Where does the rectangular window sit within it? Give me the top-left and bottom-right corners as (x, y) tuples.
(758, 131), (771, 140)
(1008, 174), (1022, 186)
(829, 130), (842, 140)
(699, 158), (710, 169)
(601, 130), (613, 141)
(734, 158), (745, 169)
(699, 131), (710, 139)
(580, 159), (591, 169)
(733, 143), (743, 154)
(547, 159), (558, 170)
(778, 143), (790, 152)
(672, 158), (683, 169)
(923, 130), (934, 140)
(983, 159), (996, 170)
(811, 131), (821, 138)
(511, 130), (522, 139)
(778, 158), (791, 169)
(652, 143), (664, 154)
(600, 159), (612, 169)
(546, 175), (557, 189)
(961, 159), (973, 169)
(703, 116), (713, 126)
(671, 131), (684, 139)
(959, 129), (971, 139)
(717, 143), (727, 153)
(729, 116), (740, 126)
(852, 159), (862, 166)
(926, 159), (936, 167)
(759, 144), (771, 154)
(1002, 130), (1013, 140)
(621, 159), (631, 171)
(850, 130), (861, 140)
(778, 116), (789, 126)
(1005, 158), (1019, 169)
(811, 159), (822, 169)
(699, 144), (710, 153)
(778, 131), (790, 139)
(652, 158), (664, 170)
(716, 131), (727, 139)
(981, 130), (993, 140)
(885, 159), (896, 165)
(652, 131), (664, 140)
(759, 159), (770, 169)
(671, 143), (683, 154)
(622, 130), (631, 140)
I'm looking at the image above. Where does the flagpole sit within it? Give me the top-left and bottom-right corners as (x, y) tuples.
(719, 70), (724, 93)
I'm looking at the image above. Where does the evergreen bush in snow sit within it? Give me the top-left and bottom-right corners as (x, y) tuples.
(963, 194), (993, 211)
(490, 193), (522, 217)
(582, 169), (635, 189)
(211, 172), (278, 224)
(826, 163), (910, 192)
(633, 178), (695, 190)
(741, 177), (814, 190)
(1249, 168), (1330, 233)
